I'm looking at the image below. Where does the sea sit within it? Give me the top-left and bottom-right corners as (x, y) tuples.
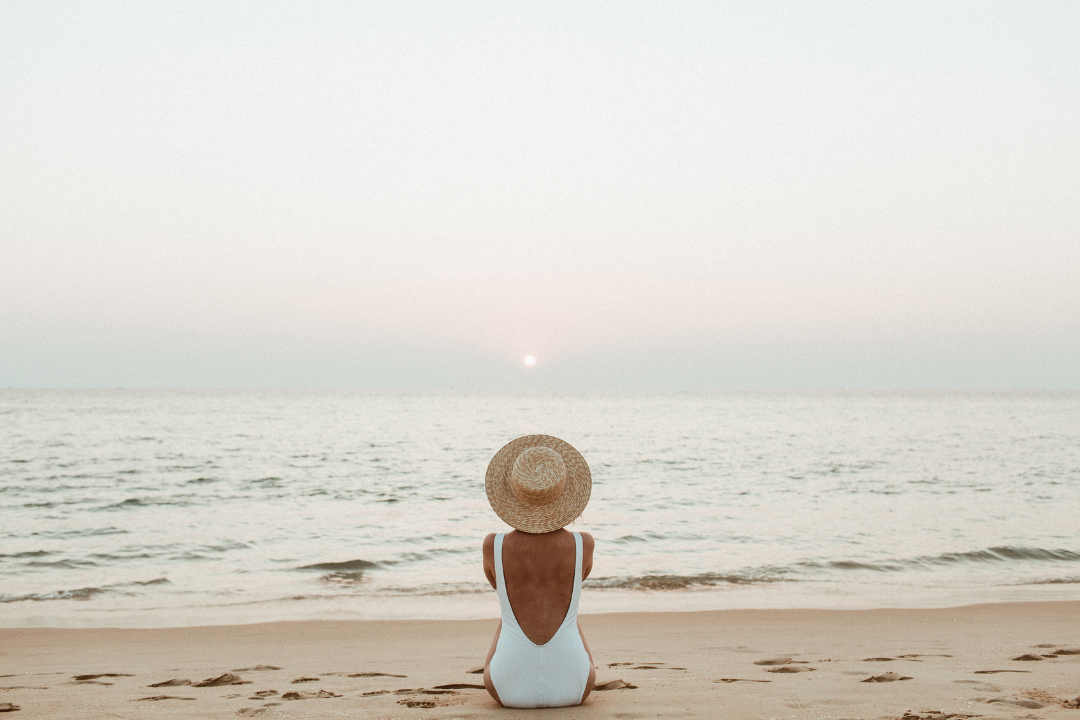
(2, 390), (1078, 628)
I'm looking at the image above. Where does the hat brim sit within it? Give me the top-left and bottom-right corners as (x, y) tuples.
(485, 434), (591, 533)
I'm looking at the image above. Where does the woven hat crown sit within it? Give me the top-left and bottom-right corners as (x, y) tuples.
(486, 434), (591, 533)
(510, 446), (566, 506)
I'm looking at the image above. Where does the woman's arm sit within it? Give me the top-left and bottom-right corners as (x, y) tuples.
(580, 532), (594, 580)
(482, 533), (497, 589)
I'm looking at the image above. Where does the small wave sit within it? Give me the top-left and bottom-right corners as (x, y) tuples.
(319, 571), (366, 586)
(0, 587), (106, 603)
(25, 559), (98, 569)
(398, 548), (468, 562)
(375, 582), (489, 597)
(126, 577), (171, 586)
(825, 560), (903, 571)
(298, 559), (381, 572)
(0, 550), (53, 559)
(800, 546), (1080, 574)
(249, 477), (283, 486)
(586, 572), (787, 591)
(611, 531), (667, 545)
(930, 547), (1080, 564)
(32, 527), (128, 538)
(201, 541), (250, 553)
(97, 497), (191, 511)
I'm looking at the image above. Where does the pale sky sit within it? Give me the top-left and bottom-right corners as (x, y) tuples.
(2, 1), (1078, 389)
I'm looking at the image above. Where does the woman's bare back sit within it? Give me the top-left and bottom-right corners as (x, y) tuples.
(482, 529), (596, 706)
(483, 529), (594, 644)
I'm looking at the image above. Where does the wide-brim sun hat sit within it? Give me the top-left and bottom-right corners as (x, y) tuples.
(485, 434), (592, 534)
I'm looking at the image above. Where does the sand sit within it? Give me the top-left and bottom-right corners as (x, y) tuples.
(2, 601), (1079, 718)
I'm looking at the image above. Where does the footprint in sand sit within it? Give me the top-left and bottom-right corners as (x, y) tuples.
(594, 680), (637, 690)
(70, 673), (133, 685)
(148, 678), (191, 687)
(466, 666), (484, 674)
(766, 665), (816, 673)
(432, 684), (485, 690)
(1011, 654), (1046, 661)
(862, 657), (896, 662)
(249, 690), (278, 699)
(133, 695), (196, 702)
(862, 672), (912, 682)
(897, 654), (952, 658)
(364, 688), (443, 696)
(0, 704), (19, 713)
(714, 678), (771, 683)
(973, 669), (1032, 674)
(955, 680), (1001, 692)
(194, 674), (250, 687)
(985, 697), (1045, 709)
(236, 708), (269, 717)
(347, 672), (407, 678)
(753, 656), (797, 666)
(1053, 648), (1080, 655)
(231, 666), (281, 672)
(395, 692), (467, 709)
(290, 677), (319, 683)
(281, 690), (341, 700)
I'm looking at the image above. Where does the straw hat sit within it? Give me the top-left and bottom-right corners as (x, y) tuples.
(485, 434), (592, 533)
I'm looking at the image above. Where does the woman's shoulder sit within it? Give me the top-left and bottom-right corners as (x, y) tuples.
(567, 530), (594, 555)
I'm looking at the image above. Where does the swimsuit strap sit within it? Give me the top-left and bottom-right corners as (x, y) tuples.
(494, 532), (506, 588)
(569, 531), (583, 615)
(494, 532), (522, 633)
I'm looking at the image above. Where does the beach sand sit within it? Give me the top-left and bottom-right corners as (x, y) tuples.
(2, 601), (1078, 718)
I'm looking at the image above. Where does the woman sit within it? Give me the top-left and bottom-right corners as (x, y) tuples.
(481, 434), (597, 708)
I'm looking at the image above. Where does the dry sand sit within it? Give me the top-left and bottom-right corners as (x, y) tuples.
(2, 601), (1079, 718)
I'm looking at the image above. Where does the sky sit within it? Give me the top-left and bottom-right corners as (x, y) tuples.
(2, 1), (1078, 389)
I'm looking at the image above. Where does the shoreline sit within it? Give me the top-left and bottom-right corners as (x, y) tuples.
(7, 578), (1080, 630)
(3, 600), (1079, 717)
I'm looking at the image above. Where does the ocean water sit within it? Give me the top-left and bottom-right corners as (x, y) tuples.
(1, 389), (1079, 628)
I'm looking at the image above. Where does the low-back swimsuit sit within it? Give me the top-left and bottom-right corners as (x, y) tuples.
(488, 531), (591, 708)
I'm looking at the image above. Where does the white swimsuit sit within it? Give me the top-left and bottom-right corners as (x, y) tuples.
(489, 532), (591, 708)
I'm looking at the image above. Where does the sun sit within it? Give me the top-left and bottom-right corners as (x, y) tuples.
(523, 355), (537, 368)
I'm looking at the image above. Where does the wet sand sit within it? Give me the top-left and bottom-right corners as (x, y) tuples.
(2, 601), (1079, 718)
